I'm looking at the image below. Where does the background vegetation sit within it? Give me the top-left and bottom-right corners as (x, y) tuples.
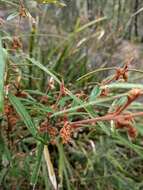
(1, 0), (143, 189)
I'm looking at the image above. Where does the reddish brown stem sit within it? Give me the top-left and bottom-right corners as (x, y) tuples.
(71, 112), (143, 128)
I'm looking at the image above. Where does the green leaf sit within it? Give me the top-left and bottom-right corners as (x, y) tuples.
(89, 86), (101, 102)
(52, 93), (127, 117)
(6, 12), (19, 21)
(77, 67), (116, 82)
(37, 0), (66, 7)
(113, 134), (143, 159)
(8, 93), (37, 138)
(27, 57), (61, 85)
(0, 0), (18, 7)
(58, 96), (71, 107)
(31, 143), (44, 187)
(57, 142), (72, 190)
(75, 17), (107, 33)
(57, 143), (64, 186)
(108, 96), (127, 113)
(102, 82), (143, 90)
(98, 121), (111, 136)
(0, 37), (6, 114)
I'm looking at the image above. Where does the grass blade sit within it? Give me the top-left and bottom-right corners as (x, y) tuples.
(31, 143), (44, 189)
(102, 82), (143, 90)
(0, 37), (6, 113)
(75, 17), (107, 33)
(51, 93), (127, 117)
(27, 57), (61, 85)
(8, 93), (37, 137)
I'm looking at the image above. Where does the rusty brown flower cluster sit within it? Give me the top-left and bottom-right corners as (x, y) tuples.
(39, 119), (58, 144)
(100, 58), (133, 97)
(60, 121), (73, 144)
(115, 117), (137, 139)
(19, 0), (27, 18)
(114, 88), (143, 138)
(4, 103), (19, 126)
(39, 110), (73, 144)
(12, 36), (23, 50)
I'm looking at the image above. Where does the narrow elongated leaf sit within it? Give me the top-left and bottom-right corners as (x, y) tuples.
(77, 67), (115, 81)
(57, 143), (64, 185)
(75, 17), (107, 33)
(42, 160), (51, 190)
(52, 93), (127, 117)
(44, 145), (57, 190)
(8, 93), (37, 137)
(89, 86), (101, 102)
(27, 57), (61, 85)
(113, 135), (143, 158)
(31, 143), (44, 188)
(108, 96), (127, 113)
(0, 37), (6, 113)
(0, 0), (18, 6)
(103, 82), (143, 90)
(37, 0), (66, 6)
(6, 12), (19, 21)
(57, 143), (72, 190)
